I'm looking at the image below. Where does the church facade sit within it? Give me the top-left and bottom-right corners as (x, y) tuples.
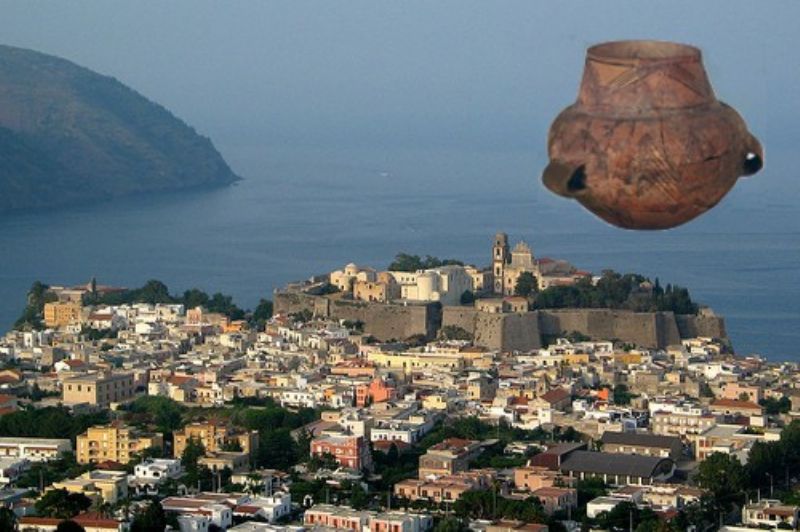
(491, 232), (539, 296)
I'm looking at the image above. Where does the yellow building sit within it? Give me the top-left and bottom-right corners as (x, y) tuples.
(43, 301), (82, 328)
(62, 372), (135, 408)
(366, 351), (466, 374)
(51, 470), (128, 503)
(353, 272), (400, 303)
(198, 451), (250, 472)
(422, 394), (450, 411)
(564, 353), (591, 365)
(614, 352), (644, 366)
(173, 422), (259, 458)
(76, 424), (163, 465)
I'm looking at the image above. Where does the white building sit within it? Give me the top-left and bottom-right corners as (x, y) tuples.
(388, 266), (472, 306)
(130, 458), (182, 494)
(177, 514), (210, 532)
(163, 497), (233, 530)
(371, 511), (434, 532)
(0, 437), (72, 462)
(370, 419), (432, 445)
(229, 524), (304, 532)
(586, 496), (628, 518)
(234, 493), (292, 523)
(742, 499), (799, 529)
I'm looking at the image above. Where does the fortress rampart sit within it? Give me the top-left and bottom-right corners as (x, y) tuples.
(274, 291), (728, 351)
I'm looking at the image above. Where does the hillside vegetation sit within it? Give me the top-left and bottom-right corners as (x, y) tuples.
(0, 44), (239, 211)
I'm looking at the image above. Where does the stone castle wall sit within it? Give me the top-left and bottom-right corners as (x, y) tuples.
(675, 313), (727, 340)
(441, 307), (541, 352)
(275, 291), (728, 350)
(535, 309), (683, 348)
(274, 291), (440, 340)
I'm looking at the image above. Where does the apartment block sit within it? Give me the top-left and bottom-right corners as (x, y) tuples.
(173, 422), (259, 458)
(76, 424), (163, 465)
(62, 372), (135, 408)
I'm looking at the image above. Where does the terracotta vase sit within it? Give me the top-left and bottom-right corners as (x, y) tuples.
(542, 40), (763, 230)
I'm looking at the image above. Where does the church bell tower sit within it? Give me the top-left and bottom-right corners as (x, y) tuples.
(492, 232), (509, 294)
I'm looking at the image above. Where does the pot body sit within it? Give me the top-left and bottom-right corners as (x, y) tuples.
(543, 40), (763, 230)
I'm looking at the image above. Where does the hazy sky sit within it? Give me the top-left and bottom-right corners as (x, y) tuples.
(1, 1), (797, 190)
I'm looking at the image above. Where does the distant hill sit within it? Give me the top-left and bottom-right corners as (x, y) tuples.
(0, 44), (239, 211)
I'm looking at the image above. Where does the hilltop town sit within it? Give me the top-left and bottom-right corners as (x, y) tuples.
(0, 233), (797, 532)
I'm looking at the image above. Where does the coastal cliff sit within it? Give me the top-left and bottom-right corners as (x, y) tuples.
(0, 44), (239, 211)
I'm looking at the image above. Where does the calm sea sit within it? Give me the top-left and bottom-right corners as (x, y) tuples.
(1, 144), (798, 360)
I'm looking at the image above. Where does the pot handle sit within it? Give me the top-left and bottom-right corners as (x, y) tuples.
(742, 134), (764, 177)
(542, 160), (587, 198)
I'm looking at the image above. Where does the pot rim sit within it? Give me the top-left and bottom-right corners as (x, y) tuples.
(587, 40), (701, 64)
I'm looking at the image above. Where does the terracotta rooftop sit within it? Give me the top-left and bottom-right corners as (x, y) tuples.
(711, 398), (762, 410)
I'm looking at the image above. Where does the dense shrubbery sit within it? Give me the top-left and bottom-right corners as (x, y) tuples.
(14, 281), (57, 330)
(453, 490), (547, 523)
(681, 421), (800, 528)
(15, 278), (273, 326)
(388, 253), (463, 272)
(84, 279), (249, 320)
(124, 395), (318, 471)
(15, 278), (271, 328)
(439, 325), (472, 341)
(125, 395), (185, 432)
(0, 406), (108, 441)
(533, 271), (698, 315)
(418, 416), (580, 449)
(16, 452), (88, 491)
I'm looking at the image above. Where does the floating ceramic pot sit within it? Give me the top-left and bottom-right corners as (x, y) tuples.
(542, 40), (763, 230)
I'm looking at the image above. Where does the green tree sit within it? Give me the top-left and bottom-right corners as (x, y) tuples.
(434, 516), (468, 532)
(531, 270), (697, 314)
(35, 489), (92, 519)
(514, 272), (538, 297)
(613, 384), (632, 405)
(181, 438), (206, 478)
(138, 280), (174, 304)
(14, 280), (56, 330)
(388, 253), (463, 272)
(439, 325), (472, 342)
(747, 440), (784, 487)
(0, 407), (108, 441)
(348, 482), (369, 510)
(576, 477), (608, 506)
(206, 292), (245, 320)
(460, 290), (475, 305)
(130, 500), (170, 532)
(251, 298), (274, 328)
(182, 288), (210, 309)
(257, 429), (299, 470)
(126, 396), (184, 432)
(760, 396), (792, 416)
(596, 501), (659, 531)
(694, 452), (746, 513)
